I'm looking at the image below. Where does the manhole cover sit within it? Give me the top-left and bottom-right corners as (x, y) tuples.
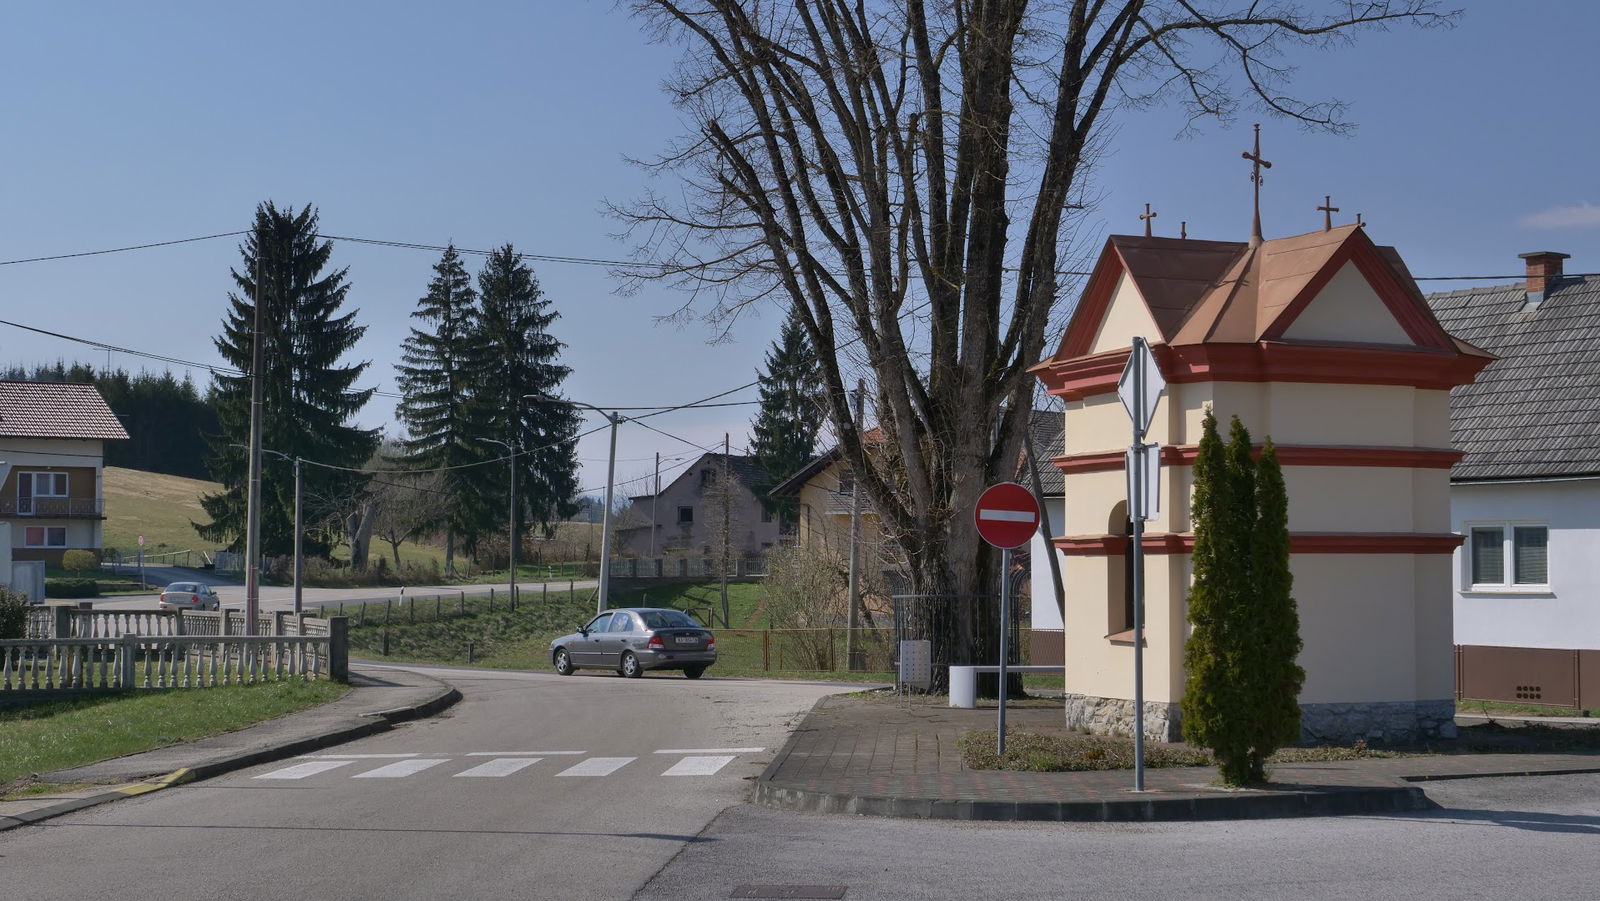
(730, 886), (847, 899)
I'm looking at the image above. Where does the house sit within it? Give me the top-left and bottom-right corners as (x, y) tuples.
(1427, 251), (1600, 709)
(1032, 223), (1492, 744)
(1025, 412), (1066, 666)
(0, 380), (129, 570)
(612, 452), (781, 559)
(766, 442), (892, 570)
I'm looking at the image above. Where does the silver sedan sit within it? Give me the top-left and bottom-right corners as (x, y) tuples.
(549, 607), (716, 679)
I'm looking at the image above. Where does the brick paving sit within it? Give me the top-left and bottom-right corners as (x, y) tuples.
(755, 694), (1600, 822)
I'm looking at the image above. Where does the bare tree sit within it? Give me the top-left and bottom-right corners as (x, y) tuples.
(617, 0), (1454, 675)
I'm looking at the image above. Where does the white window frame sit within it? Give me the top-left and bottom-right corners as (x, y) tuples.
(1464, 520), (1551, 593)
(24, 526), (67, 548)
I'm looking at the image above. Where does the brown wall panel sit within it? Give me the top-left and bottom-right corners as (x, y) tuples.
(1456, 645), (1579, 709)
(1580, 651), (1600, 711)
(1029, 630), (1064, 667)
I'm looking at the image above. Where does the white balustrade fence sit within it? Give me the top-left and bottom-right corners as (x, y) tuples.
(0, 634), (333, 691)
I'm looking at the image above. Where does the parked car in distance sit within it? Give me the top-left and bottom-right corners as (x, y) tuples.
(159, 581), (221, 611)
(549, 607), (716, 679)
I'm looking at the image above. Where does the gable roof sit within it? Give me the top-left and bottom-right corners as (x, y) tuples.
(629, 451), (768, 502)
(0, 381), (129, 440)
(1051, 225), (1477, 361)
(1427, 276), (1600, 481)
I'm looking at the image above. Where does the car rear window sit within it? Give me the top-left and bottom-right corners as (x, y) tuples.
(639, 610), (701, 629)
(168, 583), (196, 593)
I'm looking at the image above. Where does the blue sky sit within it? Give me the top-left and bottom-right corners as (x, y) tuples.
(3, 2), (1596, 499)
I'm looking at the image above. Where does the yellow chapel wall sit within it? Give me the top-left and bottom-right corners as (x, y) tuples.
(1280, 261), (1414, 345)
(1086, 272), (1161, 356)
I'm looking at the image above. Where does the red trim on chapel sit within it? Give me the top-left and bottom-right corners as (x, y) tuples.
(1261, 233), (1455, 350)
(1052, 444), (1464, 475)
(1054, 532), (1465, 556)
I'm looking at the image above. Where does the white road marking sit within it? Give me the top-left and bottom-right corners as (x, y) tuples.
(464, 751), (584, 756)
(555, 757), (635, 777)
(353, 758), (450, 778)
(298, 753), (420, 759)
(454, 757), (543, 778)
(661, 755), (736, 776)
(652, 748), (764, 755)
(255, 760), (355, 780)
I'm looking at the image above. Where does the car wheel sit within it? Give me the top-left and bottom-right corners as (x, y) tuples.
(684, 666), (706, 680)
(553, 648), (575, 676)
(620, 651), (643, 679)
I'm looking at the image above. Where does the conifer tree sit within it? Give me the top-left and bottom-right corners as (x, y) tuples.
(395, 245), (486, 574)
(1182, 412), (1304, 786)
(466, 245), (581, 547)
(197, 202), (379, 557)
(749, 310), (822, 525)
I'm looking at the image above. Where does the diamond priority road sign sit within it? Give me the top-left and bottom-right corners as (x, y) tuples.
(1117, 336), (1166, 438)
(974, 482), (1040, 549)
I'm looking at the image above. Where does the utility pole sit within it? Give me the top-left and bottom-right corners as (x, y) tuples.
(476, 437), (518, 607)
(844, 378), (864, 670)
(650, 451), (659, 558)
(243, 229), (266, 636)
(720, 433), (730, 629)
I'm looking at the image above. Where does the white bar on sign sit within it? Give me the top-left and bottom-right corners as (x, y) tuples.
(255, 760), (355, 780)
(555, 757), (636, 777)
(978, 510), (1036, 523)
(353, 758), (450, 778)
(662, 755), (736, 776)
(454, 758), (543, 778)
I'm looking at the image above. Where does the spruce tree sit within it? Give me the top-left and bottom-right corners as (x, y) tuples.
(197, 202), (379, 557)
(395, 245), (486, 575)
(1182, 412), (1304, 786)
(749, 310), (823, 525)
(1246, 439), (1304, 779)
(466, 245), (581, 547)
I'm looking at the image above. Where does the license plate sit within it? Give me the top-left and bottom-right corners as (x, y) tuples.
(674, 636), (699, 645)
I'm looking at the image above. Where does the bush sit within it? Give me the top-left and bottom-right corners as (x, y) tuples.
(0, 586), (27, 638)
(45, 578), (98, 599)
(61, 549), (100, 573)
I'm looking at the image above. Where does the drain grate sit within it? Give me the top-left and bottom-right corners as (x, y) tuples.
(730, 886), (848, 899)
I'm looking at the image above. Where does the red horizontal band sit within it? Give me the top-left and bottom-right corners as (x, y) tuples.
(1055, 532), (1465, 555)
(1052, 444), (1463, 475)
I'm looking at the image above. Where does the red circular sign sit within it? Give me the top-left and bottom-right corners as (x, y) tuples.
(974, 482), (1040, 549)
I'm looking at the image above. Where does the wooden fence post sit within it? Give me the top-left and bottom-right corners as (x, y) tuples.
(763, 631), (770, 672)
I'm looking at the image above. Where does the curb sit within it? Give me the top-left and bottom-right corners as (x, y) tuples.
(0, 681), (462, 833)
(753, 700), (1434, 823)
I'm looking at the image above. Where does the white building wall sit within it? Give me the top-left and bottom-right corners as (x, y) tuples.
(1451, 479), (1600, 649)
(1029, 496), (1066, 630)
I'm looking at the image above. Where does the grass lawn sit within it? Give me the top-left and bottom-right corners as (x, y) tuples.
(101, 466), (227, 561)
(0, 680), (348, 797)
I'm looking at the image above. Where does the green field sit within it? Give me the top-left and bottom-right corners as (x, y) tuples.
(0, 680), (348, 797)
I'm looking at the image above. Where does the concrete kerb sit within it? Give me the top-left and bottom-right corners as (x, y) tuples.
(0, 676), (462, 833)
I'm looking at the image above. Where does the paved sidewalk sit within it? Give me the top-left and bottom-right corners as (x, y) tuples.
(755, 693), (1600, 822)
(0, 665), (459, 832)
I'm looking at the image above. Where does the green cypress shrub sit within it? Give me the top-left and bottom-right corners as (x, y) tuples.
(1245, 439), (1304, 780)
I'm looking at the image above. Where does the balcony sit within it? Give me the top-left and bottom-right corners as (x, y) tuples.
(0, 497), (106, 519)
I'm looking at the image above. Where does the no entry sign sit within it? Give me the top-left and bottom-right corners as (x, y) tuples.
(974, 482), (1040, 549)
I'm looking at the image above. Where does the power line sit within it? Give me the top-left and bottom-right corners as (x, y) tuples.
(0, 231), (249, 267)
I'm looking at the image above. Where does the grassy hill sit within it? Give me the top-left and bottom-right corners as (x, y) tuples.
(98, 465), (605, 574)
(101, 466), (225, 560)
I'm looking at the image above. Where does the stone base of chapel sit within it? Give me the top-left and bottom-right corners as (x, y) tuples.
(1062, 694), (1459, 746)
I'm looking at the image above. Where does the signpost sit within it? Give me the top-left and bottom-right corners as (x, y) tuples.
(974, 481), (1040, 755)
(1117, 336), (1166, 792)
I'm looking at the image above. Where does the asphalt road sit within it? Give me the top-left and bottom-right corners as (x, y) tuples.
(90, 569), (600, 613)
(639, 774), (1600, 900)
(0, 664), (849, 901)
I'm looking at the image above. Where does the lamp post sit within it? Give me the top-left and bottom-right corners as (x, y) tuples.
(477, 437), (519, 607)
(262, 448), (303, 615)
(234, 443), (303, 615)
(525, 394), (622, 614)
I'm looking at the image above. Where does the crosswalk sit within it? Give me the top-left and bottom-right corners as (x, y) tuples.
(252, 747), (766, 782)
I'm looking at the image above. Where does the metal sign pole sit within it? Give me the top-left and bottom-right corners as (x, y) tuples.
(1131, 339), (1148, 793)
(998, 545), (1011, 756)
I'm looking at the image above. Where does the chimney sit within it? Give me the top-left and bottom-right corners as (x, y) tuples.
(1519, 250), (1570, 307)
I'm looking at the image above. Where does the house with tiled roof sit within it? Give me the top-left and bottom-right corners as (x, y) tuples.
(1427, 251), (1600, 710)
(0, 381), (129, 575)
(1033, 222), (1492, 744)
(613, 452), (781, 560)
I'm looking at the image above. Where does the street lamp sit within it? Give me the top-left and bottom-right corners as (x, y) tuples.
(524, 394), (622, 614)
(233, 443), (303, 616)
(476, 437), (519, 607)
(262, 448), (303, 615)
